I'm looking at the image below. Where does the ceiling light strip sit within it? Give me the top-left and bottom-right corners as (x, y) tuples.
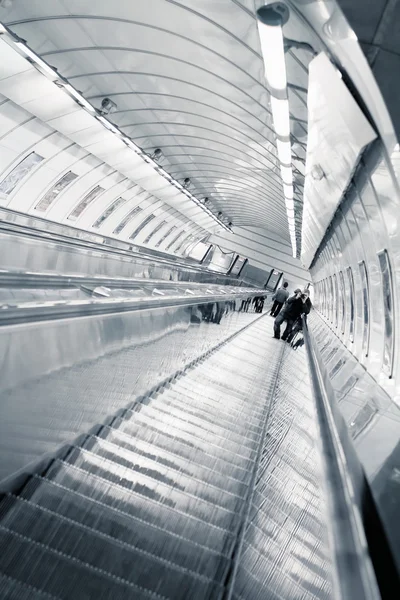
(256, 5), (297, 257)
(1, 24), (230, 233)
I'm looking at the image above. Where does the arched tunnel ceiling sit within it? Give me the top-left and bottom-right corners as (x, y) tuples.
(1, 0), (319, 246)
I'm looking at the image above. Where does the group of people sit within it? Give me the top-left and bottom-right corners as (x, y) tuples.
(239, 295), (266, 313)
(270, 282), (312, 343)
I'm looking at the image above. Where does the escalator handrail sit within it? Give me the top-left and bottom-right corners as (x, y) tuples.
(0, 289), (266, 327)
(302, 316), (381, 600)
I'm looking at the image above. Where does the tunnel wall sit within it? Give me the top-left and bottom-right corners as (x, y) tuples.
(0, 93), (207, 257)
(311, 141), (400, 402)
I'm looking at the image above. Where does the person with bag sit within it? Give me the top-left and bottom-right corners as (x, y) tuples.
(273, 288), (311, 340)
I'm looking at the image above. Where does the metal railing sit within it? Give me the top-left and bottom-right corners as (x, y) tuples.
(302, 316), (384, 599)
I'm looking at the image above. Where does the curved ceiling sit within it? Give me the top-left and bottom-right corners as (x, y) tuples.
(1, 0), (320, 250)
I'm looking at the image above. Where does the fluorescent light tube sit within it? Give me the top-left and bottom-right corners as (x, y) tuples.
(97, 116), (120, 134)
(276, 140), (292, 165)
(280, 165), (292, 185)
(257, 21), (287, 92)
(63, 84), (95, 112)
(283, 184), (293, 199)
(270, 97), (290, 137)
(15, 42), (58, 79)
(285, 198), (294, 211)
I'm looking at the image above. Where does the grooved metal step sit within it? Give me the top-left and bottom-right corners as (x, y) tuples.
(0, 316), (284, 599)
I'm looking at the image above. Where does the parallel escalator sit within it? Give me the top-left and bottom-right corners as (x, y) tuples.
(0, 316), (285, 599)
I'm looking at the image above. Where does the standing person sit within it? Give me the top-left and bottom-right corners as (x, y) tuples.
(270, 282), (289, 317)
(286, 289), (312, 344)
(273, 288), (309, 340)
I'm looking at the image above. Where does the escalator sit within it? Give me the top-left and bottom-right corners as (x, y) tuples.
(0, 316), (289, 599)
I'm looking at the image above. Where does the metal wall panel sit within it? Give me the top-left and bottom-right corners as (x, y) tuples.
(311, 143), (400, 401)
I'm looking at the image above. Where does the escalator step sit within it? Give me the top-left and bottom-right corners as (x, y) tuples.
(111, 417), (249, 481)
(63, 447), (238, 528)
(0, 573), (57, 600)
(44, 460), (237, 552)
(0, 497), (223, 600)
(81, 435), (244, 510)
(146, 390), (262, 436)
(19, 476), (231, 580)
(117, 411), (255, 466)
(0, 525), (161, 600)
(129, 401), (259, 449)
(98, 426), (249, 495)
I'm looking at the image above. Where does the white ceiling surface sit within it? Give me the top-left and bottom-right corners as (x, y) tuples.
(0, 90), (207, 256)
(1, 0), (316, 250)
(0, 38), (217, 235)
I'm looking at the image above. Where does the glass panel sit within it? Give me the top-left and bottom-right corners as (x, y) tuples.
(93, 197), (126, 228)
(68, 186), (104, 221)
(155, 225), (176, 248)
(347, 267), (355, 343)
(229, 256), (247, 277)
(180, 236), (198, 254)
(377, 249), (395, 377)
(349, 400), (379, 440)
(320, 280), (324, 316)
(113, 206), (143, 235)
(358, 260), (370, 357)
(165, 231), (185, 251)
(143, 220), (166, 244)
(339, 270), (346, 335)
(0, 152), (44, 196)
(174, 234), (193, 254)
(333, 273), (339, 327)
(35, 171), (78, 212)
(328, 276), (334, 323)
(266, 269), (282, 291)
(129, 214), (155, 240)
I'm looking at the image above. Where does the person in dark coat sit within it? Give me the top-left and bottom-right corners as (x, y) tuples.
(270, 282), (289, 316)
(273, 288), (311, 340)
(286, 290), (312, 344)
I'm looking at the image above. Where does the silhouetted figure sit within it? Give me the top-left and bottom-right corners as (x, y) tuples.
(274, 288), (311, 340)
(270, 282), (289, 317)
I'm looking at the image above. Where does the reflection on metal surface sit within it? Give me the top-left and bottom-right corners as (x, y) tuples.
(337, 374), (359, 403)
(93, 196), (126, 228)
(333, 273), (339, 327)
(165, 230), (185, 251)
(378, 249), (394, 378)
(339, 270), (346, 335)
(329, 356), (346, 380)
(175, 234), (194, 255)
(309, 310), (400, 579)
(349, 400), (379, 440)
(68, 185), (105, 221)
(358, 260), (370, 358)
(155, 225), (176, 248)
(143, 220), (166, 244)
(113, 205), (143, 234)
(232, 344), (332, 600)
(329, 276), (334, 323)
(347, 267), (355, 343)
(35, 171), (78, 213)
(0, 152), (43, 197)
